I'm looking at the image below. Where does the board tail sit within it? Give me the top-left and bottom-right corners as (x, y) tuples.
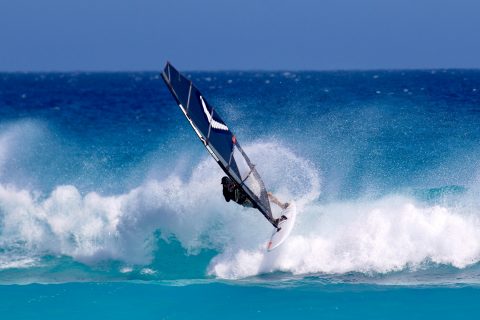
(267, 202), (297, 251)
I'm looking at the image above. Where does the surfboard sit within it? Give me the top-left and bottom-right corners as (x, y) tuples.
(267, 202), (297, 251)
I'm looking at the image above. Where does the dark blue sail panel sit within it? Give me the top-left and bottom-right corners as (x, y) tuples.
(163, 64), (191, 107)
(163, 65), (241, 178)
(161, 62), (274, 225)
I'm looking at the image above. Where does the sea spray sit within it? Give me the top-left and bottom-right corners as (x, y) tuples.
(209, 195), (480, 279)
(0, 123), (319, 272)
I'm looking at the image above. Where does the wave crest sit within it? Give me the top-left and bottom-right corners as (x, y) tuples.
(208, 195), (480, 279)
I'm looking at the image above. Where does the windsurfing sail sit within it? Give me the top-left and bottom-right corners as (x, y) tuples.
(161, 62), (276, 227)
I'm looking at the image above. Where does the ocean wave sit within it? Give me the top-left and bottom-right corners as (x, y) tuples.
(209, 195), (480, 279)
(0, 123), (318, 274)
(1, 121), (480, 283)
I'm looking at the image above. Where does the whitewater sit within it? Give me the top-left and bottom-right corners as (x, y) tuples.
(1, 70), (480, 318)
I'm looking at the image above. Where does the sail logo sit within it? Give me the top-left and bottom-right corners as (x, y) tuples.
(200, 95), (229, 131)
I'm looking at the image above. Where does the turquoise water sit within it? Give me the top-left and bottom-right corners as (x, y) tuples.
(2, 282), (480, 319)
(1, 70), (480, 318)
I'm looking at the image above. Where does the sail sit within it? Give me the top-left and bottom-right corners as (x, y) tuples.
(161, 62), (274, 226)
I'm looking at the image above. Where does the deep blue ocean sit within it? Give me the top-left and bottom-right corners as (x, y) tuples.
(1, 70), (480, 318)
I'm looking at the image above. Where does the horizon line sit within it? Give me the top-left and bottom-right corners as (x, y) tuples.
(1, 67), (480, 74)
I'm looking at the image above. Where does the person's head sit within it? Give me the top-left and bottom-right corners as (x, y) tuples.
(221, 176), (235, 192)
(221, 176), (231, 186)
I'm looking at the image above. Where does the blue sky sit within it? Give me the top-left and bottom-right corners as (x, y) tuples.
(1, 0), (479, 71)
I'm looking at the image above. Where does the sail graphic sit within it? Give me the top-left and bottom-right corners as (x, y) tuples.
(161, 62), (275, 226)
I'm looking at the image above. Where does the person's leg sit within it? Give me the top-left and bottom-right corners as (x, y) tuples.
(267, 192), (289, 209)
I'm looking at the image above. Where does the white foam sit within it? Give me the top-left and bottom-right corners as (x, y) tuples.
(120, 267), (133, 273)
(0, 257), (38, 270)
(140, 268), (157, 275)
(0, 129), (318, 268)
(208, 195), (480, 279)
(2, 122), (480, 280)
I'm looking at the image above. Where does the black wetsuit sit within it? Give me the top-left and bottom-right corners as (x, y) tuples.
(222, 182), (248, 205)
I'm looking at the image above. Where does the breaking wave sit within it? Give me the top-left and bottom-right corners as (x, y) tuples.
(1, 121), (480, 283)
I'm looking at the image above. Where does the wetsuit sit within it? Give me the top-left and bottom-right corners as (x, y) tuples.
(222, 180), (253, 207)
